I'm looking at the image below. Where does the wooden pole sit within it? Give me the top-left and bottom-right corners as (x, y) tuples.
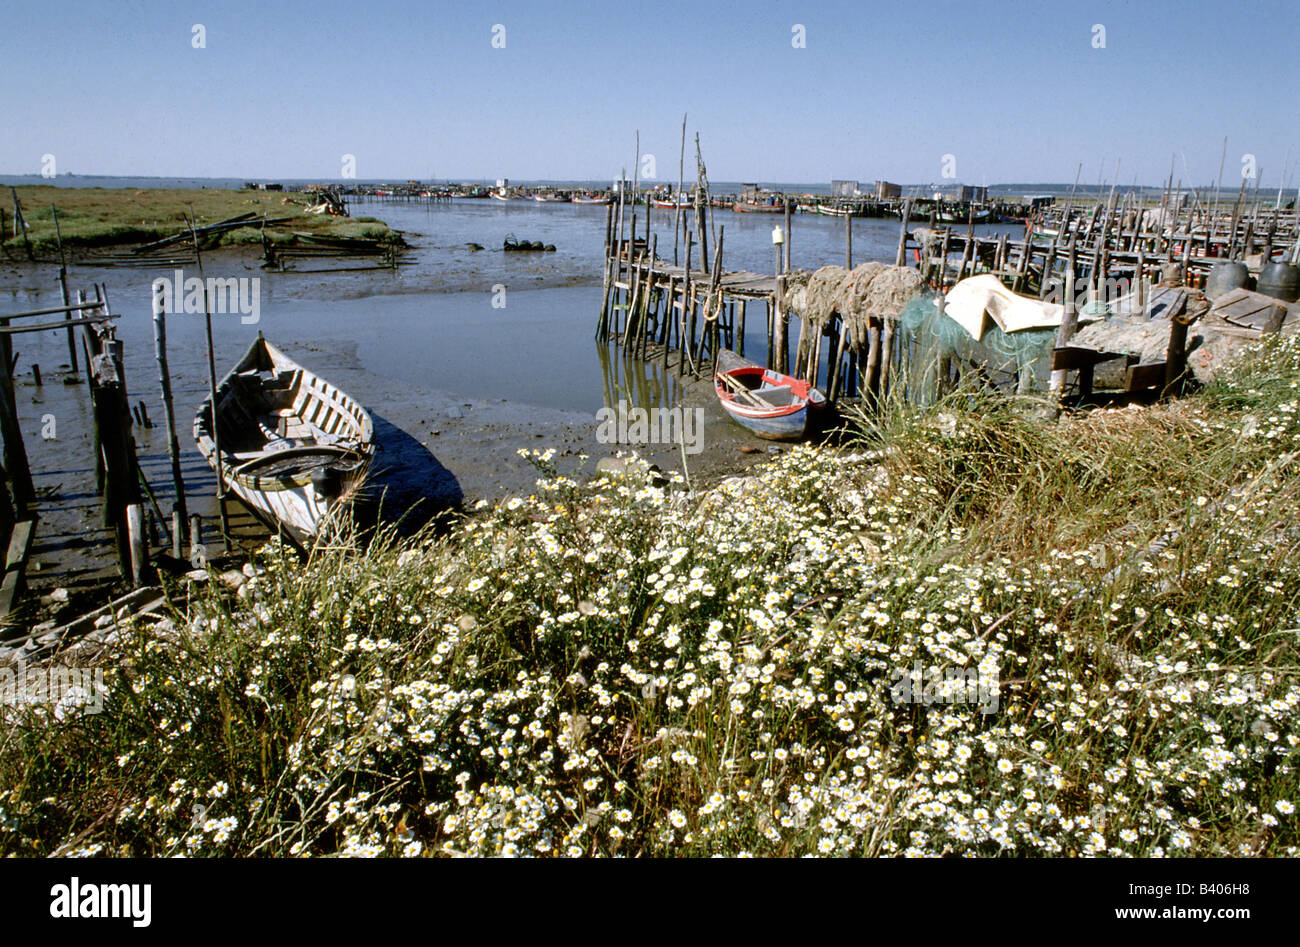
(1213, 135), (1227, 234)
(9, 189), (33, 262)
(0, 317), (34, 513)
(845, 210), (852, 269)
(126, 503), (146, 587)
(773, 283), (788, 375)
(737, 299), (747, 359)
(1049, 235), (1080, 397)
(679, 233), (692, 375)
(697, 226), (725, 372)
(694, 134), (709, 272)
(784, 198), (792, 272)
(152, 280), (190, 547)
(895, 200), (912, 267)
(597, 201), (614, 340)
(50, 206), (79, 375)
(673, 114), (686, 267)
(189, 217), (232, 553)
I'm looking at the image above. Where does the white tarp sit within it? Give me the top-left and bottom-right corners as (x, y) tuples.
(942, 275), (1067, 340)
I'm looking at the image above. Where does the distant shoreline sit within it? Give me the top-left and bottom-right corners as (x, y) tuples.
(8, 173), (1286, 201)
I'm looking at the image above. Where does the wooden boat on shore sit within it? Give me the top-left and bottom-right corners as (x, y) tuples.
(194, 335), (375, 548)
(714, 349), (825, 440)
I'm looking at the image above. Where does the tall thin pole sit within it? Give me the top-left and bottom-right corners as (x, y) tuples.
(1064, 162), (1082, 215)
(632, 130), (639, 214)
(1214, 135), (1227, 230)
(674, 113), (686, 266)
(188, 215), (231, 553)
(152, 281), (189, 548)
(1277, 146), (1291, 210)
(50, 205), (79, 375)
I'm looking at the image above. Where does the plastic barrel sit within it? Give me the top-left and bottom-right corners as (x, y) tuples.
(1205, 262), (1249, 300)
(1256, 263), (1300, 303)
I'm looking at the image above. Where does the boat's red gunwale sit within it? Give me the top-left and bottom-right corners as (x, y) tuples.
(714, 367), (818, 419)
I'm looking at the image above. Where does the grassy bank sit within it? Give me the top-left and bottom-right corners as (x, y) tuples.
(2, 186), (401, 255)
(2, 336), (1298, 857)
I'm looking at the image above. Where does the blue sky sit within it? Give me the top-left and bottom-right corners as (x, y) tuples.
(3, 0), (1297, 187)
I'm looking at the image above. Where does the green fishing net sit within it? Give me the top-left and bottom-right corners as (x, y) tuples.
(893, 290), (1056, 403)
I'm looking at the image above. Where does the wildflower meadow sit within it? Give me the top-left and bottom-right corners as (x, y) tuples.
(3, 335), (1298, 858)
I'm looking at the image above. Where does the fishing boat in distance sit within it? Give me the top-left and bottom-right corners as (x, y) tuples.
(653, 196), (691, 209)
(714, 349), (826, 440)
(732, 200), (785, 214)
(532, 192), (569, 203)
(939, 207), (992, 224)
(194, 334), (375, 549)
(572, 193), (610, 204)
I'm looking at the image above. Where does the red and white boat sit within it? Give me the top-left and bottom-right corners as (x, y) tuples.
(714, 350), (825, 441)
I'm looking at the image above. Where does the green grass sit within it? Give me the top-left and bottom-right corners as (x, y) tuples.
(2, 186), (402, 255)
(2, 337), (1298, 857)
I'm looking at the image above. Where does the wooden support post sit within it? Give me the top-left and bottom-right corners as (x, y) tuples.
(597, 201), (614, 340)
(773, 284), (787, 375)
(895, 200), (912, 267)
(190, 514), (205, 566)
(736, 299), (747, 359)
(697, 226), (725, 372)
(679, 233), (693, 375)
(878, 319), (895, 399)
(1164, 299), (1190, 396)
(50, 206), (80, 375)
(845, 211), (852, 269)
(779, 199), (790, 274)
(152, 281), (189, 545)
(864, 318), (884, 402)
(1049, 239), (1079, 397)
(9, 189), (33, 262)
(937, 228), (951, 289)
(189, 219), (232, 553)
(827, 320), (849, 402)
(126, 503), (146, 587)
(0, 317), (34, 514)
(90, 350), (142, 581)
(625, 253), (642, 348)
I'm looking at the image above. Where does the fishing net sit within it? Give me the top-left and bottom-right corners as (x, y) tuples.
(893, 291), (1057, 403)
(780, 263), (924, 350)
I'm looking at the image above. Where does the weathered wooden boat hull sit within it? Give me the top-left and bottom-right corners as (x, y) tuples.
(194, 335), (374, 549)
(732, 201), (784, 214)
(714, 350), (825, 441)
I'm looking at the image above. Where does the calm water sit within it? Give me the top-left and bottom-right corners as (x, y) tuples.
(2, 192), (1022, 414)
